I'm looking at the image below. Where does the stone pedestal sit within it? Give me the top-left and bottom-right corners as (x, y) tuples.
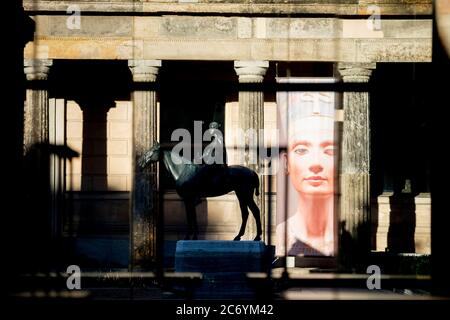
(175, 240), (266, 298)
(129, 60), (161, 270)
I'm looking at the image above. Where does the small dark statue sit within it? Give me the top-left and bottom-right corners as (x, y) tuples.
(139, 142), (262, 241)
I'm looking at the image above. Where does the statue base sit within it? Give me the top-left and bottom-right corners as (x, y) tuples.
(175, 240), (266, 299)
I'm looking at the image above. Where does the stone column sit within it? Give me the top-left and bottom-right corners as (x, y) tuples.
(23, 59), (53, 153)
(23, 59), (53, 269)
(129, 60), (161, 270)
(337, 63), (375, 266)
(234, 61), (269, 240)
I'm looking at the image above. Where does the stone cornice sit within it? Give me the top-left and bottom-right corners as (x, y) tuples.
(23, 1), (432, 16)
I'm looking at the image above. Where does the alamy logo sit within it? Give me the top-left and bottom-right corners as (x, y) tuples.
(66, 5), (81, 30)
(367, 5), (382, 31)
(66, 265), (81, 290)
(171, 121), (279, 175)
(366, 265), (381, 290)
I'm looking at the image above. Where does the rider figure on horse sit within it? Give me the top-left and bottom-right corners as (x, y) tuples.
(198, 121), (227, 168)
(188, 121), (227, 205)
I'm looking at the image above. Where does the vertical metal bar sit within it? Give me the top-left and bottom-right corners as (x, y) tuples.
(157, 160), (164, 280)
(267, 166), (272, 277)
(283, 149), (289, 278)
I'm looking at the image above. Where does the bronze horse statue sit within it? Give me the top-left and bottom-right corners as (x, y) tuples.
(139, 142), (262, 241)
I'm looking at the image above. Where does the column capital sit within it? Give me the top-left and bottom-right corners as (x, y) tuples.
(128, 60), (162, 82)
(24, 59), (53, 81)
(337, 62), (376, 83)
(234, 60), (269, 83)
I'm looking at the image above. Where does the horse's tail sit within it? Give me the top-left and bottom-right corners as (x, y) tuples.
(138, 149), (151, 169)
(254, 172), (260, 196)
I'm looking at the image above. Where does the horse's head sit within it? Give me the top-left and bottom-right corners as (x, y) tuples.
(138, 142), (161, 168)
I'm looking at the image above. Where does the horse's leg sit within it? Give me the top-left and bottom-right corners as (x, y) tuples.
(248, 198), (262, 241)
(191, 203), (198, 240)
(185, 200), (198, 240)
(184, 200), (194, 240)
(233, 194), (249, 241)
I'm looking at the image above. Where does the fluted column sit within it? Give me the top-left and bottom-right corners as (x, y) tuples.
(234, 60), (268, 240)
(129, 60), (161, 270)
(23, 59), (53, 269)
(337, 62), (375, 265)
(23, 59), (53, 153)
